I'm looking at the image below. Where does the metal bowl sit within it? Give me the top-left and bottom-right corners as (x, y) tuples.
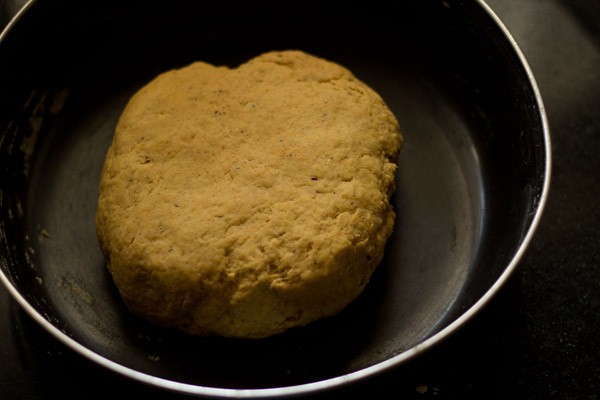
(0, 0), (550, 397)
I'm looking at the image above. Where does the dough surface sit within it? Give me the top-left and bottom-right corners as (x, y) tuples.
(96, 50), (402, 338)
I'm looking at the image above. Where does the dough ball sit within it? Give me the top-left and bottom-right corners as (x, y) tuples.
(96, 50), (402, 338)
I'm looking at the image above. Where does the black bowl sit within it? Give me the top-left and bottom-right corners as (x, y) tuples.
(0, 0), (550, 397)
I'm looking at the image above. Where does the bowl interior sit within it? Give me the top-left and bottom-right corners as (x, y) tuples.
(0, 0), (547, 392)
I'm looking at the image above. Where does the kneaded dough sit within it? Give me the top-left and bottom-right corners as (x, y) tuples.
(96, 50), (402, 338)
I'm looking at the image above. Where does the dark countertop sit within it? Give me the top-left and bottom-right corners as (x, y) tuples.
(1, 0), (598, 399)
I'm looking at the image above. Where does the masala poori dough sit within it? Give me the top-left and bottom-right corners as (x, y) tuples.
(96, 50), (402, 338)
